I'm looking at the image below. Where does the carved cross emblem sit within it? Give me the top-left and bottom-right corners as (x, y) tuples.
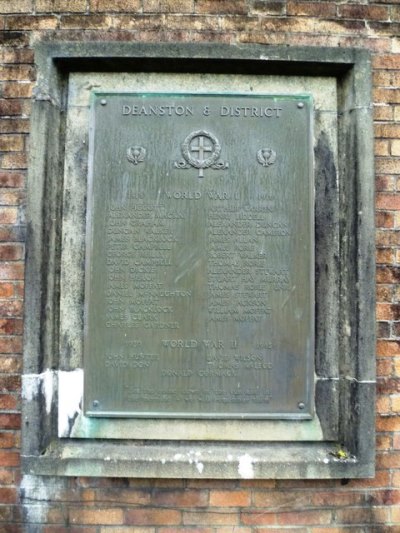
(174, 130), (229, 178)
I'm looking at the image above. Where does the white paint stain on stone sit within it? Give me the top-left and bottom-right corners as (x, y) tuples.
(238, 453), (255, 479)
(22, 369), (54, 414)
(42, 370), (54, 414)
(20, 474), (65, 525)
(196, 462), (204, 474)
(58, 368), (84, 437)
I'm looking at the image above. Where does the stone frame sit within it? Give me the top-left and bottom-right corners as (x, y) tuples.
(22, 42), (375, 478)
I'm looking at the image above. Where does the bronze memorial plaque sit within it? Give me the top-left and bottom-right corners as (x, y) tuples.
(84, 93), (314, 419)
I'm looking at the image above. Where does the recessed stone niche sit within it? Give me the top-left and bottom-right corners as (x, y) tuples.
(22, 42), (375, 479)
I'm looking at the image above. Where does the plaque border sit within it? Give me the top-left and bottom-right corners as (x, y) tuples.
(22, 42), (375, 478)
(84, 91), (315, 420)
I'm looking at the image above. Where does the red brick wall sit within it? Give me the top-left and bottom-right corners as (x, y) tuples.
(1, 0), (399, 531)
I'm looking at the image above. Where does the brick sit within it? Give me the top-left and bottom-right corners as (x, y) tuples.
(376, 159), (400, 174)
(392, 140), (400, 157)
(263, 17), (366, 34)
(251, 1), (285, 16)
(0, 506), (12, 521)
(0, 394), (17, 409)
(240, 510), (276, 526)
(377, 394), (391, 413)
(0, 262), (24, 281)
(0, 99), (24, 116)
(287, 1), (336, 17)
(0, 355), (22, 372)
(378, 358), (393, 378)
(145, 0), (194, 13)
(336, 506), (389, 524)
(378, 377), (400, 395)
(393, 393), (400, 412)
(276, 510), (332, 526)
(153, 489), (207, 507)
(0, 190), (25, 206)
(0, 135), (23, 152)
(311, 491), (365, 507)
(374, 71), (393, 86)
(159, 529), (211, 533)
(0, 300), (23, 317)
(0, 414), (20, 429)
(0, 245), (23, 261)
(0, 118), (30, 134)
(209, 490), (250, 507)
(377, 340), (400, 356)
(377, 284), (393, 302)
(338, 5), (389, 21)
(377, 434), (392, 450)
(0, 469), (15, 485)
(0, 487), (17, 504)
(376, 415), (400, 432)
(44, 529), (97, 533)
(60, 14), (112, 28)
(374, 105), (393, 121)
(377, 248), (394, 264)
(1, 48), (34, 63)
(374, 54), (400, 70)
(0, 450), (19, 466)
(0, 226), (26, 243)
(37, 0), (86, 12)
(0, 66), (34, 84)
(186, 480), (239, 490)
(0, 207), (18, 225)
(5, 15), (58, 30)
(93, 489), (149, 505)
(0, 337), (22, 354)
(377, 321), (390, 337)
(0, 31), (29, 46)
(183, 510), (237, 526)
(0, 284), (13, 299)
(252, 491), (309, 509)
(376, 175), (395, 192)
(2, 82), (33, 98)
(13, 281), (23, 299)
(240, 480), (276, 489)
(376, 211), (394, 228)
(99, 528), (155, 533)
(312, 529), (364, 533)
(195, 0), (248, 15)
(1, 153), (27, 169)
(126, 509), (181, 526)
(0, 0), (32, 13)
(376, 193), (400, 211)
(195, 0), (247, 15)
(69, 508), (124, 525)
(376, 231), (400, 247)
(375, 88), (400, 104)
(376, 123), (400, 138)
(0, 172), (24, 188)
(375, 140), (390, 157)
(0, 374), (20, 391)
(90, 0), (141, 11)
(220, 16), (260, 32)
(377, 304), (400, 321)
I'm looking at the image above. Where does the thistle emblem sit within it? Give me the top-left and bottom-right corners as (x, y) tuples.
(257, 148), (276, 167)
(127, 146), (146, 165)
(174, 130), (229, 178)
